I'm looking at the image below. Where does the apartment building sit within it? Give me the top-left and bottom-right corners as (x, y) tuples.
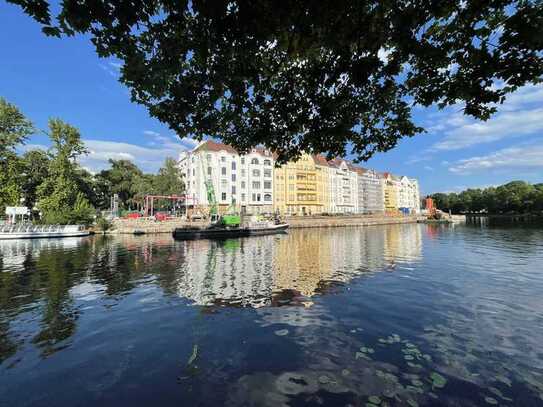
(274, 153), (322, 215)
(328, 158), (358, 213)
(313, 154), (332, 213)
(180, 141), (420, 217)
(179, 141), (274, 215)
(382, 172), (399, 212)
(355, 167), (385, 214)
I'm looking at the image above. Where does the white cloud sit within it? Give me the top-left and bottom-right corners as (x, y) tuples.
(432, 108), (543, 151)
(448, 143), (543, 174)
(424, 83), (543, 152)
(80, 132), (197, 173)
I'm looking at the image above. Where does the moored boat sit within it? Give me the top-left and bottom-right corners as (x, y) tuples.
(0, 224), (90, 240)
(173, 221), (289, 240)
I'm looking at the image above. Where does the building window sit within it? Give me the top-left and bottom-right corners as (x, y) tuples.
(241, 157), (245, 164)
(221, 167), (226, 175)
(252, 169), (260, 177)
(232, 186), (236, 195)
(241, 181), (246, 189)
(252, 181), (261, 189)
(241, 193), (246, 201)
(221, 179), (228, 188)
(251, 158), (259, 165)
(264, 181), (272, 189)
(289, 184), (295, 191)
(192, 168), (195, 176)
(241, 169), (246, 176)
(232, 173), (236, 182)
(231, 161), (236, 170)
(256, 193), (261, 202)
(221, 192), (227, 200)
(206, 154), (211, 161)
(264, 159), (271, 166)
(264, 169), (272, 177)
(264, 194), (272, 202)
(221, 156), (226, 162)
(207, 167), (212, 175)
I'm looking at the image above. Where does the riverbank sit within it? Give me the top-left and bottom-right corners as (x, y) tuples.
(109, 214), (426, 234)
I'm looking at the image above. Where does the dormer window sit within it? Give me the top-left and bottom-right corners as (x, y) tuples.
(251, 158), (259, 165)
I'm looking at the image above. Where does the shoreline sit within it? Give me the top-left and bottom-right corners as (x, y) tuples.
(106, 215), (427, 235)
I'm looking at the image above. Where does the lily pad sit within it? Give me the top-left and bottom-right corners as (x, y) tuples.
(404, 355), (415, 361)
(274, 329), (289, 336)
(341, 369), (351, 377)
(411, 379), (424, 387)
(368, 396), (381, 404)
(484, 396), (498, 405)
(407, 400), (419, 407)
(318, 375), (331, 384)
(430, 372), (447, 389)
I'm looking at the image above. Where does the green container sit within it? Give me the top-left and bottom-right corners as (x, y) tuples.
(222, 214), (241, 227)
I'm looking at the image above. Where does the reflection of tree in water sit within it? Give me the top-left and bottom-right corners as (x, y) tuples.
(30, 241), (97, 356)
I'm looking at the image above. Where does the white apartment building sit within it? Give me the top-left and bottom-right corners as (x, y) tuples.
(398, 176), (421, 214)
(356, 168), (385, 214)
(328, 159), (359, 213)
(178, 141), (274, 215)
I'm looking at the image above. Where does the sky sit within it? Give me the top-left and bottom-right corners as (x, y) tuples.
(1, 2), (541, 195)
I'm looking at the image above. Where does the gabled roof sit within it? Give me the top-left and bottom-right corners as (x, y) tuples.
(312, 154), (330, 167)
(194, 140), (238, 154)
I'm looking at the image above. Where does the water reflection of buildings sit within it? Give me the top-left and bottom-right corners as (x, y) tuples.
(176, 225), (423, 307)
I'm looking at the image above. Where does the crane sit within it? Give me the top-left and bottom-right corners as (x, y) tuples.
(199, 154), (240, 227)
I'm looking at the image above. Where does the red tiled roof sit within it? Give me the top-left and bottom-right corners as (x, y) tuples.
(194, 140), (238, 154)
(312, 154), (330, 167)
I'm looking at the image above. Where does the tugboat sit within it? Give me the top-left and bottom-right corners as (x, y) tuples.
(172, 156), (288, 240)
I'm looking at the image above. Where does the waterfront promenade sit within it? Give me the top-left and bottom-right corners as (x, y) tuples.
(109, 214), (425, 234)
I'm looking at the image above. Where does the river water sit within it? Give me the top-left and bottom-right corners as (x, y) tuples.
(1, 224), (543, 406)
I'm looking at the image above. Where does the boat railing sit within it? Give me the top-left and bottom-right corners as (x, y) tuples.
(0, 224), (84, 234)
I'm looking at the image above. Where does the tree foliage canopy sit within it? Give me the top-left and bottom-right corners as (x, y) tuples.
(8, 0), (543, 161)
(431, 181), (543, 214)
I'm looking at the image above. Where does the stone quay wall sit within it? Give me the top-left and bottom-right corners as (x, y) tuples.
(108, 214), (424, 234)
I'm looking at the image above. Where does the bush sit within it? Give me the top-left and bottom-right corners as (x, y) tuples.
(95, 216), (113, 233)
(40, 193), (95, 225)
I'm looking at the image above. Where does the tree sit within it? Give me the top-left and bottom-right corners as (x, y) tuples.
(153, 157), (184, 196)
(20, 149), (50, 211)
(0, 97), (34, 213)
(37, 119), (95, 224)
(8, 1), (543, 162)
(98, 159), (144, 209)
(0, 97), (34, 157)
(431, 181), (543, 214)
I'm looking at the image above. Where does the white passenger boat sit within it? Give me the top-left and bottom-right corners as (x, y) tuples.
(0, 224), (90, 240)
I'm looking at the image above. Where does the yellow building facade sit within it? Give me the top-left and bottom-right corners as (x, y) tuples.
(383, 173), (399, 212)
(274, 154), (325, 215)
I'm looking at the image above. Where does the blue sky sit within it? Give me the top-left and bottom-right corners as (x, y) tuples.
(1, 2), (541, 195)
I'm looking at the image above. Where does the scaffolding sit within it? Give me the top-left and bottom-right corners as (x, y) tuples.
(143, 194), (198, 218)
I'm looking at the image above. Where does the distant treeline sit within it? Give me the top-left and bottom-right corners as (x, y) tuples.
(1, 97), (184, 224)
(431, 181), (543, 214)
